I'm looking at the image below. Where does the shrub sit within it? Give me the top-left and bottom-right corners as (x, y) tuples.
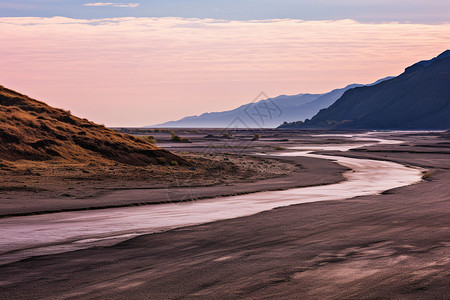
(171, 133), (191, 143)
(169, 160), (179, 166)
(156, 157), (167, 164)
(422, 171), (432, 180)
(142, 135), (156, 143)
(274, 146), (285, 150)
(171, 133), (182, 142)
(252, 134), (261, 141)
(222, 132), (232, 139)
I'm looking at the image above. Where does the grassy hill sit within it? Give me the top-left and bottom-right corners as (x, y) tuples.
(0, 85), (184, 166)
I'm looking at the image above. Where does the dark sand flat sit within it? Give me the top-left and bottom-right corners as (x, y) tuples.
(0, 132), (449, 299)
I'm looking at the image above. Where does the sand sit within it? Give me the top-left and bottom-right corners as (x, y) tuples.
(0, 131), (448, 299)
(0, 154), (346, 217)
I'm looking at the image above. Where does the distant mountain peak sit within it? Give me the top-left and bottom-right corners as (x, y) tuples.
(436, 49), (450, 59)
(280, 51), (450, 130)
(405, 49), (450, 73)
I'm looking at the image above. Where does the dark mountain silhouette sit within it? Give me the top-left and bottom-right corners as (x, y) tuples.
(279, 50), (450, 130)
(0, 85), (184, 165)
(150, 78), (391, 128)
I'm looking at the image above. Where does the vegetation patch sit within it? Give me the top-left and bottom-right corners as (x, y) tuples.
(422, 170), (432, 180)
(0, 85), (186, 166)
(171, 133), (191, 143)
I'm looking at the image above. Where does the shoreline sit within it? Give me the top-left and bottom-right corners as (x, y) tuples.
(0, 154), (348, 218)
(0, 180), (346, 219)
(0, 142), (423, 267)
(0, 131), (448, 299)
(0, 132), (417, 218)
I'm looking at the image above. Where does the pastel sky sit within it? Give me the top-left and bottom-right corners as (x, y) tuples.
(0, 1), (449, 126)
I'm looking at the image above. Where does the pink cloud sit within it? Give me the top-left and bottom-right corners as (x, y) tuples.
(0, 17), (449, 126)
(83, 3), (140, 8)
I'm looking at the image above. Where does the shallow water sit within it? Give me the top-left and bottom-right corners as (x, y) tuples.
(290, 133), (404, 151)
(0, 134), (423, 265)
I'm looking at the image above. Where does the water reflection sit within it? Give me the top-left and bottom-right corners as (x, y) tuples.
(0, 134), (423, 265)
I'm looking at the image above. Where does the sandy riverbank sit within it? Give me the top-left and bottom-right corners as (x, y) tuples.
(0, 154), (347, 217)
(0, 131), (356, 217)
(0, 131), (448, 299)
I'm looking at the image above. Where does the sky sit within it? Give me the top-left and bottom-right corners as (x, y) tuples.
(0, 1), (449, 126)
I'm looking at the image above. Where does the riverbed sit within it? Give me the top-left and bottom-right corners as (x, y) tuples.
(0, 134), (423, 265)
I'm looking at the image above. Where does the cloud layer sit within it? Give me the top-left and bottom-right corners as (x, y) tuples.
(0, 17), (449, 126)
(83, 3), (140, 8)
(1, 1), (449, 23)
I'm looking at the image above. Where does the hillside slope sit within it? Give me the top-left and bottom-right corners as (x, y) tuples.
(280, 50), (450, 130)
(0, 86), (184, 165)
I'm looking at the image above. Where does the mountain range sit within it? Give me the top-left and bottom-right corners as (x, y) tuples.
(280, 50), (450, 130)
(150, 78), (391, 129)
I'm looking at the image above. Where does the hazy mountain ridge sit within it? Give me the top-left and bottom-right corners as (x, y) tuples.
(150, 79), (391, 128)
(279, 51), (450, 130)
(150, 93), (320, 128)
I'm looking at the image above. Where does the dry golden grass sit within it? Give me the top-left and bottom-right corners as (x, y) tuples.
(0, 85), (299, 200)
(0, 152), (296, 199)
(0, 85), (185, 166)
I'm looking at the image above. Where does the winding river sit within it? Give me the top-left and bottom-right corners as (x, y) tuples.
(0, 133), (423, 265)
